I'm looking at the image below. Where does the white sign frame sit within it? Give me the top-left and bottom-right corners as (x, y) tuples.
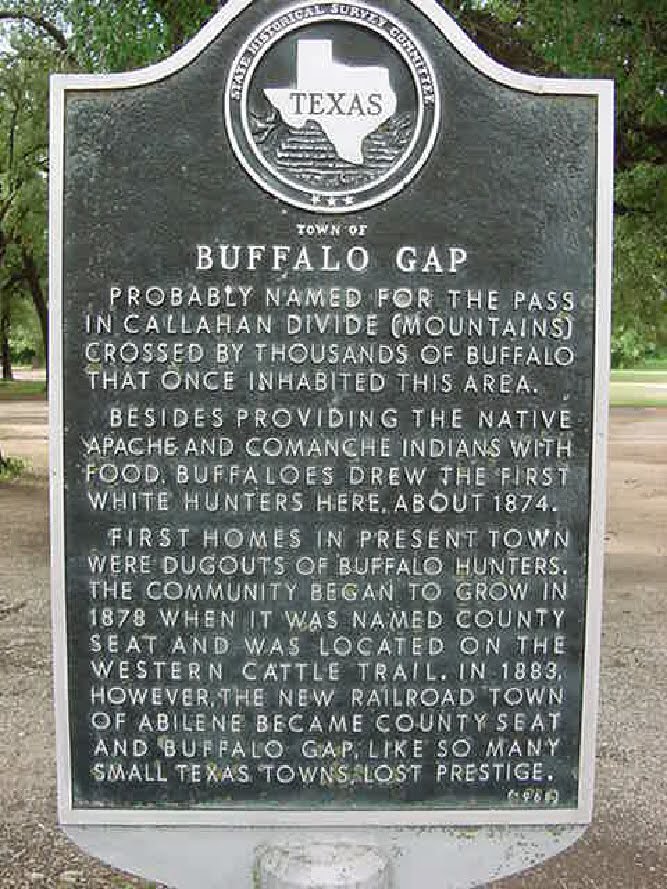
(50, 0), (613, 829)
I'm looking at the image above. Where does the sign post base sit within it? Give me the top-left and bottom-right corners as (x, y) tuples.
(64, 825), (586, 889)
(256, 844), (391, 889)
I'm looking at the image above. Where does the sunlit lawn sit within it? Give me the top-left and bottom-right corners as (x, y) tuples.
(0, 379), (47, 400)
(610, 369), (667, 407)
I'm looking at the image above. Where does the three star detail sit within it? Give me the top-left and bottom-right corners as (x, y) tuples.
(310, 193), (356, 208)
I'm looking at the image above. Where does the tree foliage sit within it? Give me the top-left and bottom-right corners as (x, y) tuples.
(459, 0), (666, 365)
(0, 26), (54, 378)
(463, 1), (665, 165)
(0, 0), (664, 370)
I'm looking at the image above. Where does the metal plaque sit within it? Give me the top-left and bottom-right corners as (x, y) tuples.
(50, 0), (613, 830)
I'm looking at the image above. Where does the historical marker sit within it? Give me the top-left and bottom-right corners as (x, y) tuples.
(50, 0), (612, 885)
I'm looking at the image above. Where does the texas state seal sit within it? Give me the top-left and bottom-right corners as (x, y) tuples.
(225, 2), (440, 213)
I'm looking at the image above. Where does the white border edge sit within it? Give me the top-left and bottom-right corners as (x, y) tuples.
(58, 807), (590, 828)
(51, 0), (615, 828)
(578, 79), (615, 823)
(49, 76), (73, 825)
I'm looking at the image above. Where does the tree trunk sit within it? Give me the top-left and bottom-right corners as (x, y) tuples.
(0, 227), (11, 381)
(22, 249), (48, 376)
(150, 1), (219, 50)
(0, 287), (12, 381)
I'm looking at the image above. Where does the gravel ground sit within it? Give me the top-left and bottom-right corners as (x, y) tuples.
(0, 404), (665, 888)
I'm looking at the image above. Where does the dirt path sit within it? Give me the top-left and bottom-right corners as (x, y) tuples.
(0, 405), (665, 888)
(0, 401), (50, 475)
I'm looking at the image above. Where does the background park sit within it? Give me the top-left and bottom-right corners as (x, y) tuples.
(0, 1), (665, 887)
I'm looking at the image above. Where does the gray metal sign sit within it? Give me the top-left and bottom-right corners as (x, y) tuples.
(50, 0), (613, 884)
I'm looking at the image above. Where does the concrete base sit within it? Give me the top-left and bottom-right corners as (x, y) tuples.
(257, 844), (391, 889)
(65, 824), (586, 889)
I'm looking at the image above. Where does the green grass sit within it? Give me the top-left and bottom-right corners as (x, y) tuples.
(610, 379), (667, 408)
(642, 354), (667, 371)
(611, 369), (667, 381)
(0, 455), (28, 481)
(609, 367), (667, 407)
(0, 379), (46, 400)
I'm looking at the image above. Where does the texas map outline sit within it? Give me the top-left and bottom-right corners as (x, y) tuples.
(263, 39), (397, 165)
